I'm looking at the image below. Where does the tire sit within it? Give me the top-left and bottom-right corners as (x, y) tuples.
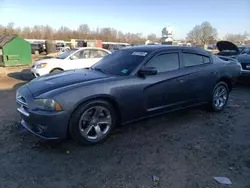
(207, 82), (229, 112)
(69, 100), (117, 145)
(50, 68), (63, 73)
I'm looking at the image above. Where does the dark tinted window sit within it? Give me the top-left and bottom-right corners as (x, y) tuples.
(92, 50), (148, 76)
(183, 53), (203, 67)
(145, 53), (179, 73)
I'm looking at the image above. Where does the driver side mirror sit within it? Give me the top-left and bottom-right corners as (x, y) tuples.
(138, 66), (157, 76)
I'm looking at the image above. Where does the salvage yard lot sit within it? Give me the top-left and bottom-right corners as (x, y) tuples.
(0, 69), (250, 188)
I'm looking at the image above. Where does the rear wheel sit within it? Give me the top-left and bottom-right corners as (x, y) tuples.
(207, 82), (229, 112)
(69, 100), (117, 145)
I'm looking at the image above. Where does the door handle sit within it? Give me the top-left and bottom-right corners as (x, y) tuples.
(210, 71), (217, 75)
(177, 79), (184, 83)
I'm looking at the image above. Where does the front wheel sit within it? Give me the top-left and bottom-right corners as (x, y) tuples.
(50, 68), (63, 73)
(207, 82), (229, 112)
(69, 100), (117, 145)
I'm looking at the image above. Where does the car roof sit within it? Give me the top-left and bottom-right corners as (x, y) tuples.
(120, 45), (210, 55)
(74, 47), (109, 50)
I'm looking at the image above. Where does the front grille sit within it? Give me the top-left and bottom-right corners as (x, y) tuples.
(241, 63), (250, 70)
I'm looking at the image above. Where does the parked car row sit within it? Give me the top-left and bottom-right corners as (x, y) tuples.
(31, 43), (45, 54)
(17, 45), (241, 145)
(216, 41), (250, 76)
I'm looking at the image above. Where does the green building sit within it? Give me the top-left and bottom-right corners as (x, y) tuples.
(0, 35), (32, 67)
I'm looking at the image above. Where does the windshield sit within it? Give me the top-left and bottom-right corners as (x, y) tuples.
(238, 47), (245, 53)
(239, 47), (250, 54)
(92, 50), (148, 76)
(57, 49), (78, 59)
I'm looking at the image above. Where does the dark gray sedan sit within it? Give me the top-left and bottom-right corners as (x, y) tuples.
(16, 45), (241, 145)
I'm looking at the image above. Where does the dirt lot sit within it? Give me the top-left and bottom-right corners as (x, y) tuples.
(0, 69), (250, 188)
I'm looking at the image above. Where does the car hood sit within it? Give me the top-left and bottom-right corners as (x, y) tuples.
(27, 69), (108, 97)
(237, 54), (250, 64)
(32, 58), (63, 66)
(216, 41), (239, 52)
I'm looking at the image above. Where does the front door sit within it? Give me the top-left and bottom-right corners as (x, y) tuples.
(67, 49), (94, 70)
(140, 51), (187, 114)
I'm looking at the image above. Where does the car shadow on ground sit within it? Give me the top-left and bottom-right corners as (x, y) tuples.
(7, 69), (34, 82)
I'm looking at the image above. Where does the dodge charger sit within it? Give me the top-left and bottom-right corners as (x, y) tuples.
(16, 45), (241, 145)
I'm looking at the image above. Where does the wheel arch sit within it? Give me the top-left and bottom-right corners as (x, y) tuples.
(50, 67), (64, 73)
(67, 95), (122, 137)
(217, 76), (232, 92)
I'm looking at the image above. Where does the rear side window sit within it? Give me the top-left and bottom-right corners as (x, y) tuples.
(145, 53), (179, 73)
(183, 53), (203, 67)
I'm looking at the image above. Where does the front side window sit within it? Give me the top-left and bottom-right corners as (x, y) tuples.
(91, 50), (109, 58)
(57, 49), (78, 59)
(70, 50), (85, 59)
(145, 53), (179, 73)
(183, 53), (203, 67)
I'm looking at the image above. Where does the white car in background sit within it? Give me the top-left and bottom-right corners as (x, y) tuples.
(31, 47), (111, 77)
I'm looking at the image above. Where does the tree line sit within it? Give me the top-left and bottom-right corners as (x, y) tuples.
(0, 22), (147, 44)
(0, 22), (249, 45)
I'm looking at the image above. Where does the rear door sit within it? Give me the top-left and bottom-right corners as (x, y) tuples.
(179, 50), (217, 104)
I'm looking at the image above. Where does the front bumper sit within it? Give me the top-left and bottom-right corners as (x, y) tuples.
(16, 86), (69, 140)
(31, 68), (49, 77)
(18, 109), (69, 140)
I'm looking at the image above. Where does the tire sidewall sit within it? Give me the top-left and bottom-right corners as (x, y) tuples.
(69, 100), (117, 145)
(211, 82), (229, 111)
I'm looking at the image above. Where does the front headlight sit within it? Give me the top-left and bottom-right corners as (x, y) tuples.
(16, 91), (21, 99)
(36, 63), (47, 69)
(34, 99), (62, 111)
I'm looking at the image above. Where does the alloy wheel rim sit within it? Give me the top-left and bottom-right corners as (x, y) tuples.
(213, 85), (228, 109)
(78, 106), (112, 141)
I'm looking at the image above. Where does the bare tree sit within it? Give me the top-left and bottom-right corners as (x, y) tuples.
(0, 25), (5, 36)
(4, 22), (15, 35)
(20, 27), (31, 38)
(77, 24), (90, 38)
(147, 33), (157, 42)
(224, 32), (249, 44)
(186, 21), (217, 45)
(43, 25), (54, 39)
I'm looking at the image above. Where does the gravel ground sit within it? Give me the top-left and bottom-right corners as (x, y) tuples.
(0, 73), (250, 188)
